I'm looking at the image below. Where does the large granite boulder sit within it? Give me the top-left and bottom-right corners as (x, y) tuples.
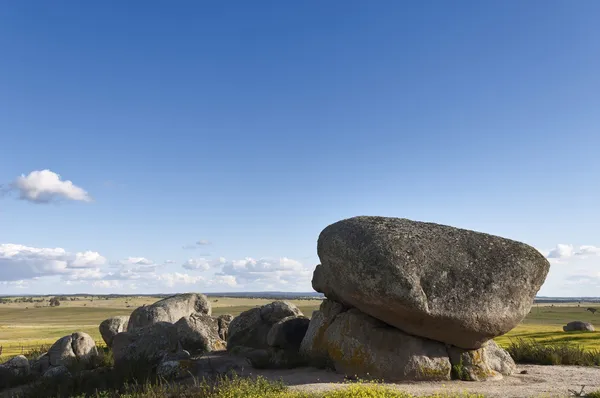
(112, 322), (179, 365)
(127, 293), (211, 332)
(47, 332), (98, 367)
(99, 316), (129, 348)
(175, 314), (226, 353)
(563, 321), (595, 332)
(315, 216), (550, 349)
(227, 301), (302, 351)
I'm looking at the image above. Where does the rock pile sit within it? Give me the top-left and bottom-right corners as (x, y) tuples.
(301, 216), (550, 381)
(107, 293), (232, 371)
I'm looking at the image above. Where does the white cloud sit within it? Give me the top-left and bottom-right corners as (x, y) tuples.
(182, 240), (212, 250)
(156, 272), (205, 287)
(546, 244), (574, 259)
(182, 258), (210, 271)
(70, 251), (107, 268)
(217, 257), (313, 289)
(0, 243), (105, 281)
(11, 170), (92, 203)
(182, 257), (225, 271)
(545, 244), (600, 263)
(575, 245), (600, 258)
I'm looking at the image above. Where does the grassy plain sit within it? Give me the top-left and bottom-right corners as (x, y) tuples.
(0, 296), (599, 359)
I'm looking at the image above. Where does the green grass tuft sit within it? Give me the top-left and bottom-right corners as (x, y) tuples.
(506, 338), (600, 366)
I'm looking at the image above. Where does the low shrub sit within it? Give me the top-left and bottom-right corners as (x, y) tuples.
(506, 338), (600, 366)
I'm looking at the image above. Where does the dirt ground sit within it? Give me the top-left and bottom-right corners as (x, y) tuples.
(200, 353), (600, 398)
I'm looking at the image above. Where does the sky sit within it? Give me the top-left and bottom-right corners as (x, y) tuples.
(1, 1), (599, 296)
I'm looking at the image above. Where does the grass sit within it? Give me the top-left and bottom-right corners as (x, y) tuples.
(505, 338), (600, 366)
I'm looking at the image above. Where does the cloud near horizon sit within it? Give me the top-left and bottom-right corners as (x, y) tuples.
(6, 170), (92, 203)
(0, 242), (313, 293)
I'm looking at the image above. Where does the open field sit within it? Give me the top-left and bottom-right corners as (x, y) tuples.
(1, 296), (599, 359)
(0, 296), (322, 357)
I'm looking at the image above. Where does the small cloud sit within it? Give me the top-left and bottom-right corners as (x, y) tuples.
(183, 240), (212, 249)
(9, 170), (92, 203)
(164, 260), (176, 264)
(547, 244), (574, 259)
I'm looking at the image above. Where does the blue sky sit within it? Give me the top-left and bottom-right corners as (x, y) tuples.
(1, 1), (599, 295)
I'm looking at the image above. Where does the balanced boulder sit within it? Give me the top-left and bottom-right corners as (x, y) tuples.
(315, 216), (550, 349)
(175, 314), (226, 353)
(563, 321), (595, 332)
(112, 322), (179, 365)
(99, 316), (129, 347)
(47, 332), (98, 367)
(127, 293), (211, 332)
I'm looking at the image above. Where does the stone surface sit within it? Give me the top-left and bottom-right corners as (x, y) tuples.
(313, 307), (452, 381)
(47, 332), (98, 366)
(315, 216), (550, 349)
(217, 314), (234, 341)
(300, 300), (345, 366)
(0, 355), (30, 377)
(42, 365), (70, 378)
(175, 314), (226, 353)
(448, 344), (502, 381)
(156, 360), (194, 379)
(481, 340), (517, 376)
(227, 301), (302, 351)
(99, 316), (129, 348)
(112, 321), (179, 365)
(267, 315), (310, 350)
(29, 353), (50, 376)
(127, 293), (211, 331)
(563, 321), (595, 332)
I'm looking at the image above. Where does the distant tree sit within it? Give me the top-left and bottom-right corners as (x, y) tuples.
(49, 297), (61, 307)
(586, 307), (597, 315)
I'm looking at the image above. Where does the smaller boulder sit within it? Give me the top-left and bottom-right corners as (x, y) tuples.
(128, 293), (211, 332)
(227, 301), (302, 351)
(48, 332), (98, 367)
(563, 321), (595, 332)
(267, 315), (310, 350)
(0, 355), (30, 377)
(99, 316), (130, 347)
(175, 314), (226, 353)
